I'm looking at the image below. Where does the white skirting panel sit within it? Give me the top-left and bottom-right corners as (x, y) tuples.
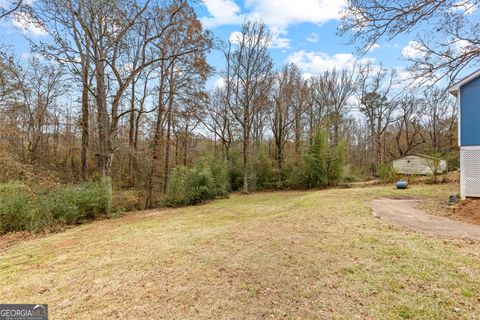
(460, 146), (480, 199)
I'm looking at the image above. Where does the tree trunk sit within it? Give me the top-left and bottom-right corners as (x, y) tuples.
(145, 71), (165, 209)
(243, 128), (250, 193)
(162, 62), (175, 194)
(294, 111), (301, 155)
(224, 142), (230, 161)
(128, 77), (137, 186)
(183, 125), (188, 166)
(80, 58), (89, 181)
(276, 142), (283, 183)
(95, 52), (112, 213)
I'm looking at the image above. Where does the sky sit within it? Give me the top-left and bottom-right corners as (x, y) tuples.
(0, 0), (425, 87)
(192, 0), (416, 86)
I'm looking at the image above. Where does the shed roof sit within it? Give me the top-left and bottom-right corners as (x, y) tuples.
(448, 69), (480, 96)
(393, 153), (444, 161)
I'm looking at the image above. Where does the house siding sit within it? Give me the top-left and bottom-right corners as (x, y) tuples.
(460, 76), (480, 146)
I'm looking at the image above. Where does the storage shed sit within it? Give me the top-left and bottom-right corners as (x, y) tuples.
(393, 154), (447, 175)
(448, 70), (480, 199)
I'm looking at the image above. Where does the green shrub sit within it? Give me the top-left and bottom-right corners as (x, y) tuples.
(163, 166), (189, 207)
(252, 153), (276, 190)
(0, 182), (34, 233)
(164, 160), (230, 207)
(210, 161), (230, 197)
(377, 163), (397, 183)
(446, 153), (459, 171)
(48, 182), (108, 224)
(328, 140), (348, 185)
(186, 164), (215, 204)
(303, 130), (329, 188)
(0, 181), (108, 234)
(228, 155), (244, 191)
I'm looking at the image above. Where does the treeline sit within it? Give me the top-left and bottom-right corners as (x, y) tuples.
(0, 1), (458, 217)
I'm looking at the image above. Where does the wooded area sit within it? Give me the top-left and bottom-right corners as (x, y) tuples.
(0, 0), (462, 230)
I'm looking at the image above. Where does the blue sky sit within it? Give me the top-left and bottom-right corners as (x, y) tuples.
(192, 0), (417, 85)
(1, 0), (418, 84)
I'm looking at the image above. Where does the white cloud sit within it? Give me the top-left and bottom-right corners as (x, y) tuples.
(201, 0), (346, 33)
(453, 39), (474, 54)
(11, 11), (46, 36)
(201, 0), (244, 28)
(244, 0), (346, 34)
(228, 31), (244, 44)
(306, 32), (319, 43)
(1, 0), (35, 10)
(402, 41), (426, 59)
(367, 43), (381, 52)
(270, 34), (290, 49)
(287, 50), (368, 74)
(20, 52), (45, 61)
(214, 77), (226, 89)
(396, 68), (435, 88)
(202, 0), (346, 51)
(448, 1), (478, 15)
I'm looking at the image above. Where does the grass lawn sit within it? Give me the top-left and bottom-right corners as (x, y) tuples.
(1, 183), (480, 319)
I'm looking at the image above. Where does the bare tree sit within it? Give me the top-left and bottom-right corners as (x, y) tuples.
(224, 21), (273, 193)
(33, 0), (95, 180)
(358, 64), (397, 170)
(311, 68), (357, 146)
(145, 2), (211, 207)
(199, 87), (234, 161)
(422, 88), (456, 152)
(291, 70), (310, 155)
(0, 51), (16, 106)
(393, 94), (425, 156)
(340, 0), (480, 83)
(7, 57), (65, 163)
(270, 64), (297, 182)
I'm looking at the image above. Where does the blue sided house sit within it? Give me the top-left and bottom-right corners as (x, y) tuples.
(449, 70), (480, 199)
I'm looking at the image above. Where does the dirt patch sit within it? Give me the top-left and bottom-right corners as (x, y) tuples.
(419, 197), (480, 227)
(372, 198), (480, 241)
(455, 199), (480, 225)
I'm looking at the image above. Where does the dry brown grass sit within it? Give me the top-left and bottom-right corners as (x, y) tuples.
(1, 183), (480, 319)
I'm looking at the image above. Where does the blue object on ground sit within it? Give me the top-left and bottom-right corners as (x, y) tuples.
(396, 179), (408, 189)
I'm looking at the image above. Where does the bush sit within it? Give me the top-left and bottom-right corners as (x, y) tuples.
(303, 130), (329, 188)
(252, 152), (276, 190)
(228, 154), (244, 191)
(112, 190), (143, 213)
(377, 163), (397, 183)
(46, 182), (108, 224)
(0, 182), (35, 233)
(288, 130), (348, 189)
(164, 160), (230, 207)
(210, 161), (230, 197)
(446, 152), (460, 171)
(0, 181), (108, 234)
(328, 140), (348, 185)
